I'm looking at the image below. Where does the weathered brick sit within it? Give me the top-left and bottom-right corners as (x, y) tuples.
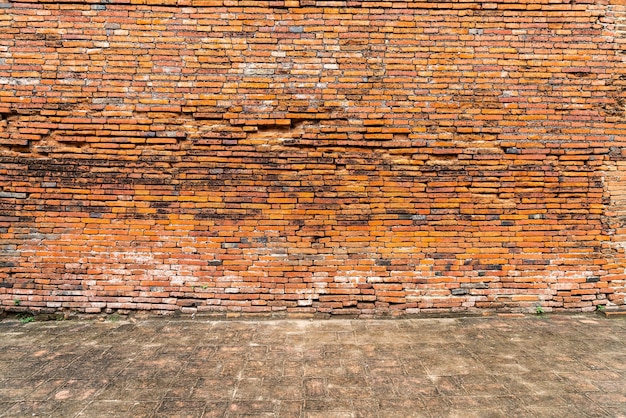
(0, 0), (625, 316)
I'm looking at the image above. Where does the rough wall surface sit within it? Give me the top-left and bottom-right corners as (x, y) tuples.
(1, 0), (626, 316)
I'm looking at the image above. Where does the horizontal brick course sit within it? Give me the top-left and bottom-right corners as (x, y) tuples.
(0, 0), (625, 316)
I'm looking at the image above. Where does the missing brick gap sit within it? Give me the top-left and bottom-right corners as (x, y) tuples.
(0, 109), (19, 122)
(0, 111), (31, 155)
(257, 124), (291, 134)
(429, 154), (457, 161)
(602, 94), (626, 118)
(57, 140), (88, 149)
(255, 118), (315, 133)
(244, 119), (321, 149)
(0, 144), (30, 155)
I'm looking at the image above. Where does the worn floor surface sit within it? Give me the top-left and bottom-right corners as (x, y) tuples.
(0, 314), (625, 417)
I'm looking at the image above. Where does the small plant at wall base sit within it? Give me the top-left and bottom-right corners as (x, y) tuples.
(13, 299), (20, 306)
(535, 305), (545, 315)
(597, 305), (606, 312)
(108, 313), (121, 322)
(17, 313), (33, 324)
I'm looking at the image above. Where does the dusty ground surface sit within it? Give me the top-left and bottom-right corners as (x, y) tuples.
(0, 314), (625, 417)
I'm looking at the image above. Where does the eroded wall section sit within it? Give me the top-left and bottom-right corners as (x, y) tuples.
(1, 0), (625, 316)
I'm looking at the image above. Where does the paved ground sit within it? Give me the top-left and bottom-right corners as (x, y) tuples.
(0, 314), (625, 417)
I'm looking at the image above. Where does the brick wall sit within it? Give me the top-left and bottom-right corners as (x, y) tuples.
(1, 0), (625, 317)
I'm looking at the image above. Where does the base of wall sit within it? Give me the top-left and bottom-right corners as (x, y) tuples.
(2, 302), (619, 322)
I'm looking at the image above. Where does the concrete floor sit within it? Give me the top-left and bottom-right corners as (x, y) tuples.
(0, 314), (625, 417)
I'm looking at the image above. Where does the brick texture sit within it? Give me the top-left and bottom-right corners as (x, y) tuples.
(1, 0), (625, 316)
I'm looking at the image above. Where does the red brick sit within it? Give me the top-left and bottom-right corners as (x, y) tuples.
(0, 0), (625, 316)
